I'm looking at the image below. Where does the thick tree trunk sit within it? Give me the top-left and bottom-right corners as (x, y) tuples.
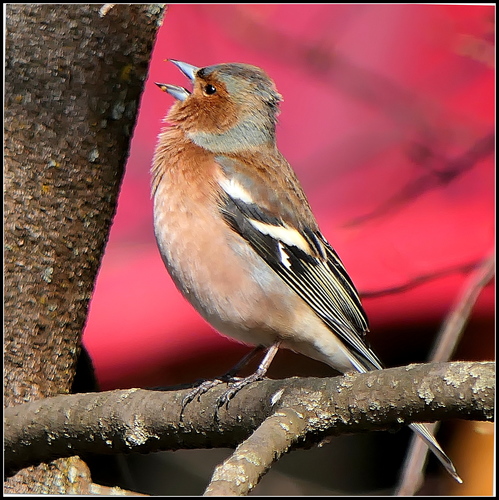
(4, 4), (164, 493)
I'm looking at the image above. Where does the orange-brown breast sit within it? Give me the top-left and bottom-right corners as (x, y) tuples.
(152, 128), (299, 345)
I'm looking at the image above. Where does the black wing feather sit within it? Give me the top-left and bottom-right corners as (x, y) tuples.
(219, 192), (383, 371)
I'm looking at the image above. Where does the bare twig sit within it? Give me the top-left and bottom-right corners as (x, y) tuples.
(430, 253), (495, 363)
(346, 133), (494, 227)
(99, 4), (115, 17)
(204, 408), (308, 496)
(396, 254), (495, 495)
(361, 258), (481, 298)
(88, 483), (148, 496)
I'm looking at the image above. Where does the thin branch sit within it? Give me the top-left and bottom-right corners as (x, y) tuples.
(431, 253), (495, 363)
(204, 408), (308, 496)
(396, 254), (495, 495)
(346, 132), (494, 227)
(361, 258), (482, 298)
(88, 483), (148, 496)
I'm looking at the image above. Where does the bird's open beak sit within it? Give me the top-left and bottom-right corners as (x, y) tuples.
(155, 59), (200, 102)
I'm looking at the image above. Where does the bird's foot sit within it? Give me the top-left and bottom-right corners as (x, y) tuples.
(180, 375), (242, 421)
(216, 371), (266, 413)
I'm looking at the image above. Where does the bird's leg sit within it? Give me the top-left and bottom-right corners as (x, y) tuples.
(180, 345), (265, 420)
(221, 344), (267, 380)
(216, 342), (281, 412)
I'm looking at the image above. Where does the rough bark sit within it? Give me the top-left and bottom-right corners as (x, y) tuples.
(4, 4), (164, 493)
(5, 361), (494, 478)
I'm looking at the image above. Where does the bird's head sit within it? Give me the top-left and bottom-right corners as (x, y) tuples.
(156, 59), (282, 153)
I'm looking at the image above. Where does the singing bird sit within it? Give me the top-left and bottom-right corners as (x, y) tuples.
(152, 59), (461, 483)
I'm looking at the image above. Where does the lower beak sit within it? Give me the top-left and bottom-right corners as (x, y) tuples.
(155, 83), (190, 102)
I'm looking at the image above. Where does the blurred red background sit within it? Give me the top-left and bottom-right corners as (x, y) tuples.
(82, 4), (494, 495)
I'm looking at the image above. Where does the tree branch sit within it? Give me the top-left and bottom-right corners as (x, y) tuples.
(431, 253), (495, 363)
(204, 408), (308, 496)
(5, 361), (494, 479)
(396, 253), (495, 495)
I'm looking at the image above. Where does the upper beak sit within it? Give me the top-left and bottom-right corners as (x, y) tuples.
(168, 59), (199, 81)
(155, 59), (200, 101)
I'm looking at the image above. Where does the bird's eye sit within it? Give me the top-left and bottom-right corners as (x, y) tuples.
(203, 84), (217, 95)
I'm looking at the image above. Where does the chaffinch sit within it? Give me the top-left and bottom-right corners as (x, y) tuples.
(152, 59), (461, 483)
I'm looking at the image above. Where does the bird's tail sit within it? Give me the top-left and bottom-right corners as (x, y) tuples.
(345, 352), (462, 482)
(343, 348), (462, 482)
(409, 422), (462, 483)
